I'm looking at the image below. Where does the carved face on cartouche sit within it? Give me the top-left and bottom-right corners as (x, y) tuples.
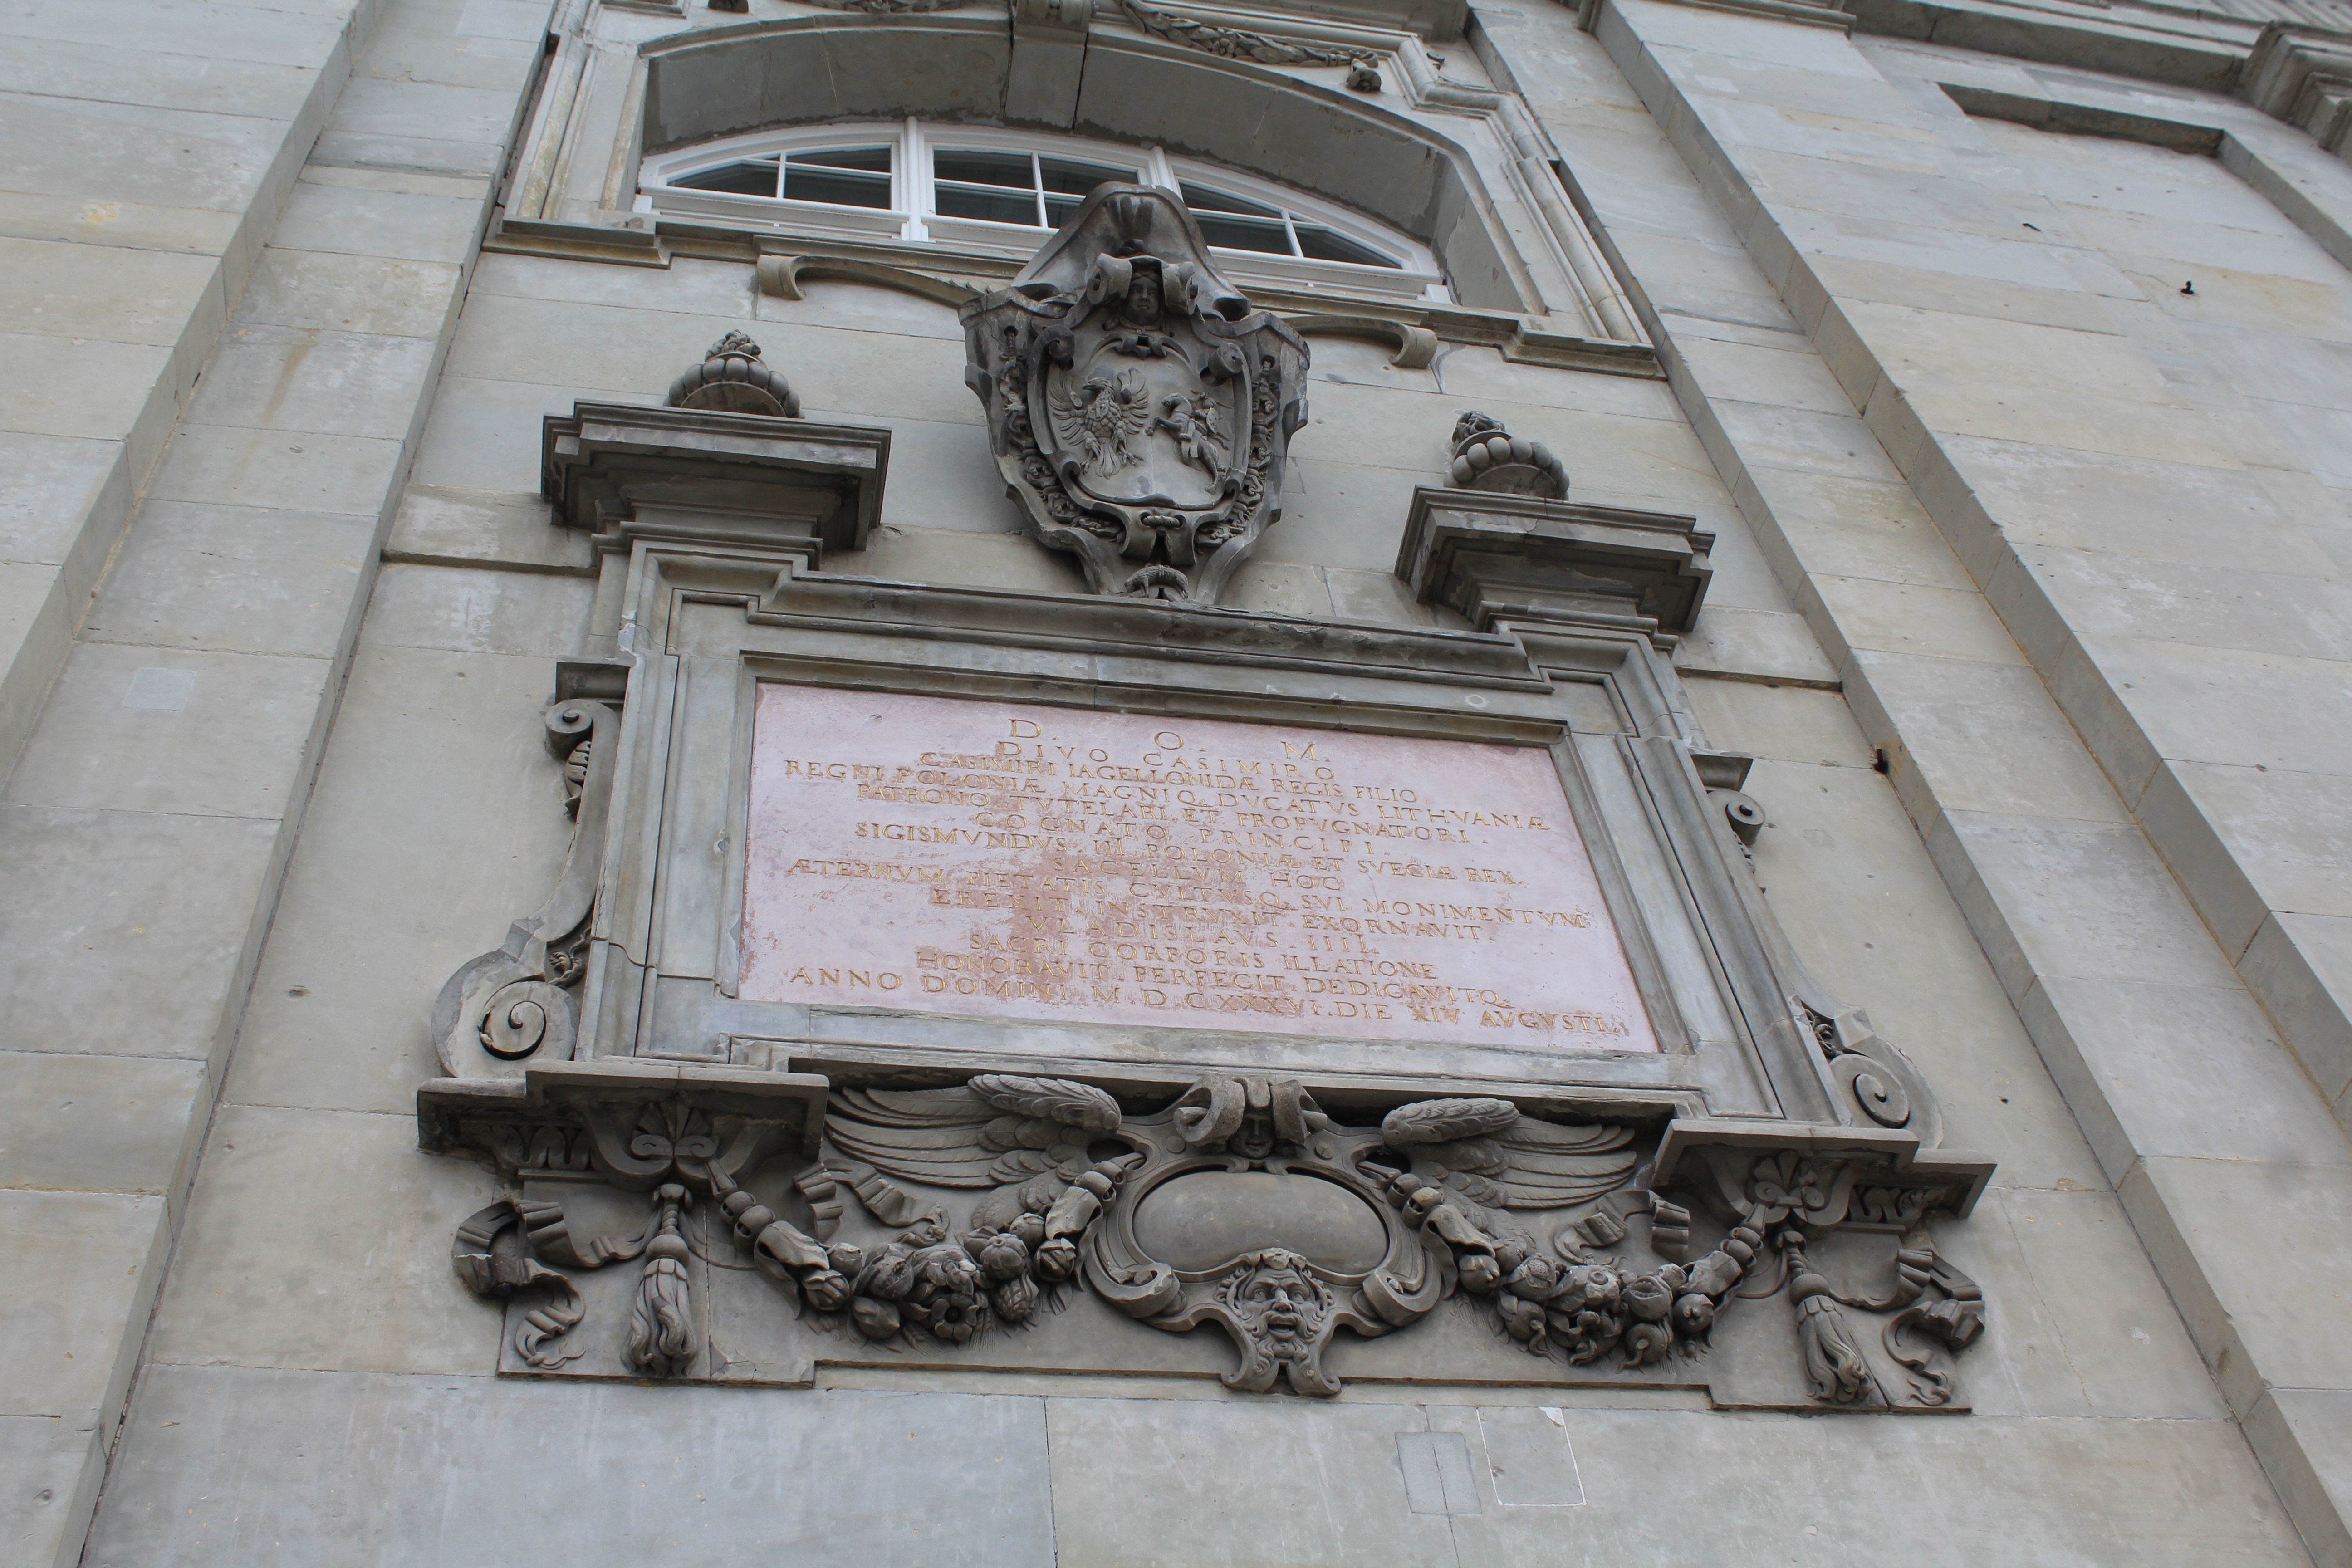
(1227, 1250), (1326, 1357)
(1121, 266), (1164, 327)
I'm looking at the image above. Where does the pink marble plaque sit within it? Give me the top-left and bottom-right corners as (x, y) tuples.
(739, 684), (1658, 1053)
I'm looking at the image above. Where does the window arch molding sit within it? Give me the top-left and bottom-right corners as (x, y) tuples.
(641, 119), (1450, 302)
(626, 15), (1546, 314)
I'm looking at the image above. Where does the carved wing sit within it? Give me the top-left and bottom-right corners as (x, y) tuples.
(1384, 1098), (1638, 1210)
(823, 1075), (1123, 1223)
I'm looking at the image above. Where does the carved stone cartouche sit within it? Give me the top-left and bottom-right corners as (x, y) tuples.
(961, 185), (1308, 604)
(1447, 411), (1568, 500)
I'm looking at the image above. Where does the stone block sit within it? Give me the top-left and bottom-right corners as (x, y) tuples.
(0, 235), (224, 350)
(146, 422), (405, 519)
(821, 524), (1090, 598)
(1708, 399), (1904, 482)
(2076, 633), (2352, 779)
(4, 640), (330, 820)
(0, 1189), (170, 1424)
(0, 191), (240, 262)
(0, 0), (348, 68)
(0, 1051), (211, 1203)
(1252, 454), (1427, 574)
(0, 36), (323, 120)
(326, 76), (519, 150)
(0, 333), (181, 473)
(144, 1104), (507, 1377)
(2142, 759), (2352, 958)
(2242, 912), (2352, 1110)
(473, 251), (754, 321)
(2011, 541), (2352, 665)
(0, 90), (291, 213)
(224, 644), (577, 1117)
(0, 1414), (102, 1568)
(755, 275), (968, 343)
(384, 485), (592, 573)
(2245, 1387), (2352, 1568)
(1672, 332), (1857, 414)
(1810, 573), (2027, 666)
(359, 562), (593, 660)
(2119, 1155), (2352, 1411)
(446, 293), (979, 426)
(1985, 1185), (2231, 1421)
(0, 805), (279, 1066)
(1683, 675), (1872, 765)
(1673, 604), (1838, 684)
(86, 1369), (1054, 1565)
(0, 431), (129, 573)
(1928, 809), (2244, 1004)
(1326, 566), (1438, 628)
(236, 248), (460, 340)
(410, 375), (643, 493)
(1735, 465), (1976, 592)
(1844, 648), (2130, 828)
(307, 128), (507, 179)
(2019, 975), (2350, 1181)
(1801, 250), (2136, 335)
(1222, 560), (1334, 619)
(0, 561), (71, 760)
(189, 325), (441, 443)
(357, 22), (544, 94)
(79, 501), (375, 659)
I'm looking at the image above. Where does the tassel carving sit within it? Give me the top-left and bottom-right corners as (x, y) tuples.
(623, 1184), (698, 1377)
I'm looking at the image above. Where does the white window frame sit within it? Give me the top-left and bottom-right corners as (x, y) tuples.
(640, 118), (1449, 303)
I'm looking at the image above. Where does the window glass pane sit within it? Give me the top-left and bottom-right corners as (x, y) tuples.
(1294, 224), (1398, 268)
(787, 146), (889, 173)
(672, 159), (780, 196)
(1039, 156), (1136, 196)
(1180, 181), (1281, 218)
(1196, 213), (1292, 255)
(934, 150), (1034, 190)
(1042, 193), (1089, 228)
(936, 182), (1041, 226)
(780, 165), (893, 208)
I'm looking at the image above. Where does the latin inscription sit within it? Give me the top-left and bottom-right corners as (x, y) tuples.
(738, 685), (1658, 1052)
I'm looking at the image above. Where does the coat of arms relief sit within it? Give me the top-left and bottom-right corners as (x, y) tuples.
(963, 185), (1309, 603)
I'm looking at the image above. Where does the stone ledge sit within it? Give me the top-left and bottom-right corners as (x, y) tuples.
(1395, 485), (1714, 643)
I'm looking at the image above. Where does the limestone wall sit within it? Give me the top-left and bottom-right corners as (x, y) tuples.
(8, 0), (2349, 1562)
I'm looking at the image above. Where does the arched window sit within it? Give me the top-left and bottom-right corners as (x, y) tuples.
(640, 119), (1448, 302)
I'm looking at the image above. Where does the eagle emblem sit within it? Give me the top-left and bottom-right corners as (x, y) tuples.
(1047, 369), (1151, 478)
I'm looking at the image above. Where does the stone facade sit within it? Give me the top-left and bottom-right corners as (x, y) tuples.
(7, 0), (2352, 1561)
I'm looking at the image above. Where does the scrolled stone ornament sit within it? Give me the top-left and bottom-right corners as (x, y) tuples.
(1446, 411), (1568, 500)
(665, 331), (800, 417)
(961, 186), (1308, 603)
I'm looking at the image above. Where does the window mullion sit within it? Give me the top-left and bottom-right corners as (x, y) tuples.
(1031, 152), (1046, 230)
(903, 117), (929, 243)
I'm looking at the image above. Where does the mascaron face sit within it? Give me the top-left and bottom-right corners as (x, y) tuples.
(1235, 1261), (1323, 1352)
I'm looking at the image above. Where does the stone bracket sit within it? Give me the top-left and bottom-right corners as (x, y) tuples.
(541, 402), (893, 564)
(1396, 485), (1714, 644)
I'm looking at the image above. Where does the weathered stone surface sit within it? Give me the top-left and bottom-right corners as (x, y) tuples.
(87, 1370), (1054, 1567)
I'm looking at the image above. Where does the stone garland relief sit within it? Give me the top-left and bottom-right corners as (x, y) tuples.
(961, 185), (1309, 604)
(441, 1068), (1984, 1404)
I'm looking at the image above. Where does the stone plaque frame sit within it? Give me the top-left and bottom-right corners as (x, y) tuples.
(590, 541), (1826, 1121)
(421, 499), (1990, 1407)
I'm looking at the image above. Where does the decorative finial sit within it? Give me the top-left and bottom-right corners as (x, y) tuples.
(665, 333), (800, 418)
(1447, 411), (1567, 500)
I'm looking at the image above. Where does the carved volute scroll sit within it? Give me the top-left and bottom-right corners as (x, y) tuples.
(961, 184), (1309, 603)
(431, 665), (626, 1079)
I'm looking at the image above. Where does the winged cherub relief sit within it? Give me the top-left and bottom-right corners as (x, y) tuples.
(962, 186), (1308, 603)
